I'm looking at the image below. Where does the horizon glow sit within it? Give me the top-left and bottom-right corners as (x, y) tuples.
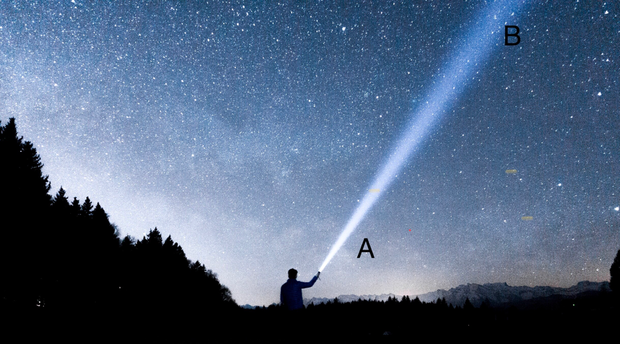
(319, 0), (529, 273)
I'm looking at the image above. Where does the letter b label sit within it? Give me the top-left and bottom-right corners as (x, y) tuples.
(505, 25), (520, 45)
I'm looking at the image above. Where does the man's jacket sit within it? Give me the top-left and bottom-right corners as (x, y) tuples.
(280, 275), (318, 310)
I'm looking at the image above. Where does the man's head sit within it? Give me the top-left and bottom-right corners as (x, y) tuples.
(288, 268), (298, 279)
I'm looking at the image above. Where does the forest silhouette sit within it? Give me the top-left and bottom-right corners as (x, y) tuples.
(1, 118), (236, 342)
(1, 117), (619, 342)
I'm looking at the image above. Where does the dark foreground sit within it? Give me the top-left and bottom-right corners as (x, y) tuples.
(4, 290), (618, 343)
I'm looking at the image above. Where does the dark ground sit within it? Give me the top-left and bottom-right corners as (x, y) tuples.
(3, 290), (617, 343)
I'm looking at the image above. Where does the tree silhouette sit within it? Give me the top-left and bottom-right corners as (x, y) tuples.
(611, 249), (620, 293)
(52, 187), (70, 213)
(0, 118), (52, 308)
(81, 197), (93, 218)
(70, 197), (81, 218)
(463, 297), (474, 310)
(1, 117), (236, 325)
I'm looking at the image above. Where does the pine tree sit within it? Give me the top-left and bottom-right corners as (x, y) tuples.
(92, 203), (118, 243)
(611, 249), (620, 293)
(0, 118), (52, 308)
(0, 118), (51, 213)
(140, 228), (163, 248)
(52, 187), (70, 212)
(464, 298), (474, 310)
(70, 197), (81, 218)
(81, 197), (93, 218)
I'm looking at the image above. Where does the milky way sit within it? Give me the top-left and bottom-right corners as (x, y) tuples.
(1, 1), (619, 306)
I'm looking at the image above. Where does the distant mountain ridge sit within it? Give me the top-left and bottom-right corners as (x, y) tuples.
(304, 280), (610, 308)
(305, 293), (399, 307)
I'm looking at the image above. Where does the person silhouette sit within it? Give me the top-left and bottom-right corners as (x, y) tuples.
(280, 269), (320, 310)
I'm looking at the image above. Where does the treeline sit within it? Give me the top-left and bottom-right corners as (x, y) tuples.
(0, 118), (235, 326)
(245, 296), (485, 339)
(243, 292), (618, 341)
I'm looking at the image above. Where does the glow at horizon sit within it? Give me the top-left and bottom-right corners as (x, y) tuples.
(319, 0), (529, 273)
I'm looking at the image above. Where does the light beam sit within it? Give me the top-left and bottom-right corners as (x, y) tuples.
(319, 0), (529, 273)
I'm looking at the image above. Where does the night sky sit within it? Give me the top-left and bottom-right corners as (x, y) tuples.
(1, 1), (618, 307)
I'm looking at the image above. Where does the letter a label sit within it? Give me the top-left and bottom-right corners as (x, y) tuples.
(505, 25), (520, 45)
(357, 238), (375, 258)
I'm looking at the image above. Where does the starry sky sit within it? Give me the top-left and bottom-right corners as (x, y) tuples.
(1, 1), (619, 307)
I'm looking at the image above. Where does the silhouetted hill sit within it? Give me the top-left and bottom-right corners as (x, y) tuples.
(415, 280), (610, 308)
(304, 280), (610, 308)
